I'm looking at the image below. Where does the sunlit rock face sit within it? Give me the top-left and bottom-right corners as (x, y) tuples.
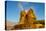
(26, 8), (36, 24)
(19, 10), (26, 24)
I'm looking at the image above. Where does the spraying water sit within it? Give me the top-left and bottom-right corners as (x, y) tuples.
(18, 2), (24, 11)
(18, 2), (29, 14)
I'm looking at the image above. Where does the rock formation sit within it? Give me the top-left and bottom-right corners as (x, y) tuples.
(10, 8), (44, 30)
(12, 8), (37, 30)
(19, 8), (36, 24)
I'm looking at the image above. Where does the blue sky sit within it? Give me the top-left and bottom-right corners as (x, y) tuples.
(6, 1), (45, 23)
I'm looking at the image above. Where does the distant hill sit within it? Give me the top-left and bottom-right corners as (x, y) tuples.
(5, 21), (18, 30)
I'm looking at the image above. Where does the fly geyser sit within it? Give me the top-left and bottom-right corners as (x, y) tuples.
(19, 8), (36, 25)
(11, 8), (44, 30)
(12, 8), (37, 29)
